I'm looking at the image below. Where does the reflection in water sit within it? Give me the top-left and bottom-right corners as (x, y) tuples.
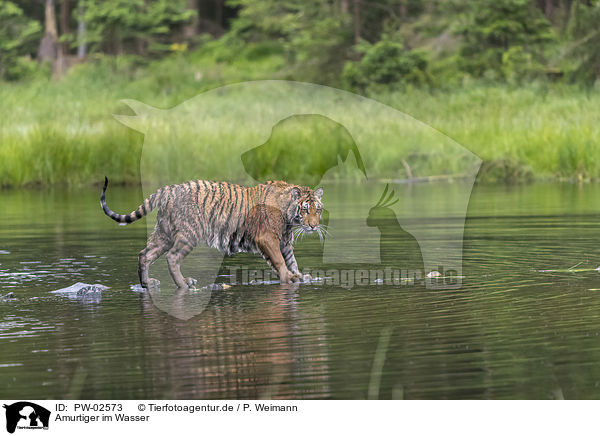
(137, 284), (330, 399)
(2, 184), (600, 399)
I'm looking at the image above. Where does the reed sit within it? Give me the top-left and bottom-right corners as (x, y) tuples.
(1, 48), (598, 187)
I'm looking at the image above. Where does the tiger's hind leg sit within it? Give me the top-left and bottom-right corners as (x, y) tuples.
(138, 232), (170, 288)
(166, 236), (197, 289)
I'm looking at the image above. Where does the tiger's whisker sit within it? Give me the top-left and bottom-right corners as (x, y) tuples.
(317, 228), (325, 242)
(318, 225), (330, 237)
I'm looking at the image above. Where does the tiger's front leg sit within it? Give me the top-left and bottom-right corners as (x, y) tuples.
(257, 233), (299, 284)
(281, 243), (300, 274)
(281, 243), (311, 282)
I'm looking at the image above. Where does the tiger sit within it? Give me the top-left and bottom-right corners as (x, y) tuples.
(100, 177), (324, 289)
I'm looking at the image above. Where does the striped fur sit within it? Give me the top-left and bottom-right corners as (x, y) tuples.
(101, 177), (156, 224)
(101, 177), (324, 288)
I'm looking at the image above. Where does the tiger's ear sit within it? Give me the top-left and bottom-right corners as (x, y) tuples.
(314, 187), (323, 200)
(291, 187), (301, 201)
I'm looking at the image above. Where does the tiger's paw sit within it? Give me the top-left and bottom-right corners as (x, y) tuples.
(184, 277), (198, 289)
(291, 271), (312, 282)
(281, 271), (300, 284)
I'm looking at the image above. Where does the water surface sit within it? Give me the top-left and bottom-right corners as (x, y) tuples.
(1, 183), (600, 399)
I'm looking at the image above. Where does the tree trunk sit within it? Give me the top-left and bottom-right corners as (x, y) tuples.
(113, 29), (123, 56)
(353, 0), (360, 44)
(45, 0), (58, 38)
(183, 0), (199, 39)
(38, 0), (59, 63)
(545, 0), (554, 19)
(215, 0), (223, 29)
(60, 0), (69, 56)
(340, 0), (349, 14)
(77, 0), (86, 59)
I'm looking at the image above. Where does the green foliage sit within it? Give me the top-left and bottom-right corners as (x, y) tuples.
(2, 0), (600, 188)
(454, 0), (555, 80)
(76, 0), (194, 55)
(379, 84), (600, 182)
(228, 0), (352, 82)
(343, 40), (428, 91)
(2, 48), (599, 187)
(3, 0), (600, 85)
(501, 45), (544, 83)
(563, 0), (600, 84)
(0, 0), (41, 80)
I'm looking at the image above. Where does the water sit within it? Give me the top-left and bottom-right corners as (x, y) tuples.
(1, 183), (600, 399)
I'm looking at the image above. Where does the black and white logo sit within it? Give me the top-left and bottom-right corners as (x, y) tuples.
(3, 402), (50, 434)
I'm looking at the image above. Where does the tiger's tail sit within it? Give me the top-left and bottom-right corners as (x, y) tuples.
(100, 177), (156, 225)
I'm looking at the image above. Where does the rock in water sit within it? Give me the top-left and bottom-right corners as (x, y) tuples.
(51, 283), (108, 302)
(130, 284), (146, 293)
(51, 282), (108, 294)
(201, 283), (232, 291)
(0, 292), (16, 301)
(76, 286), (103, 296)
(426, 271), (442, 278)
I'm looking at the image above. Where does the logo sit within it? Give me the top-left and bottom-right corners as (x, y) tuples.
(3, 402), (50, 434)
(113, 80), (480, 319)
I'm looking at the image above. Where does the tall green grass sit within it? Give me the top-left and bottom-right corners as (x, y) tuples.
(0, 43), (287, 187)
(0, 44), (599, 187)
(379, 86), (600, 182)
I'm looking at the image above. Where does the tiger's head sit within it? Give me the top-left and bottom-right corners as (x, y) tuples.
(289, 186), (325, 240)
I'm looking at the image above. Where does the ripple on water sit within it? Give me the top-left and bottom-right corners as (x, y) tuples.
(0, 316), (56, 339)
(2, 185), (600, 399)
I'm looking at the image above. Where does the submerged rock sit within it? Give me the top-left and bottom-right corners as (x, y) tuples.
(51, 282), (108, 302)
(201, 283), (232, 291)
(0, 292), (16, 301)
(76, 286), (104, 296)
(130, 284), (146, 293)
(51, 282), (108, 294)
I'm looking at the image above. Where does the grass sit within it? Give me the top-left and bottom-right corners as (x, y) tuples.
(0, 43), (599, 187)
(380, 85), (600, 183)
(0, 41), (288, 187)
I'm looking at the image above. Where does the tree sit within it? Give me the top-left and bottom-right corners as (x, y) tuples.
(38, 0), (58, 63)
(75, 0), (193, 55)
(564, 0), (600, 82)
(0, 0), (42, 79)
(183, 0), (199, 38)
(76, 0), (86, 58)
(343, 39), (428, 91)
(454, 0), (555, 79)
(353, 0), (360, 44)
(228, 0), (353, 82)
(59, 0), (69, 55)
